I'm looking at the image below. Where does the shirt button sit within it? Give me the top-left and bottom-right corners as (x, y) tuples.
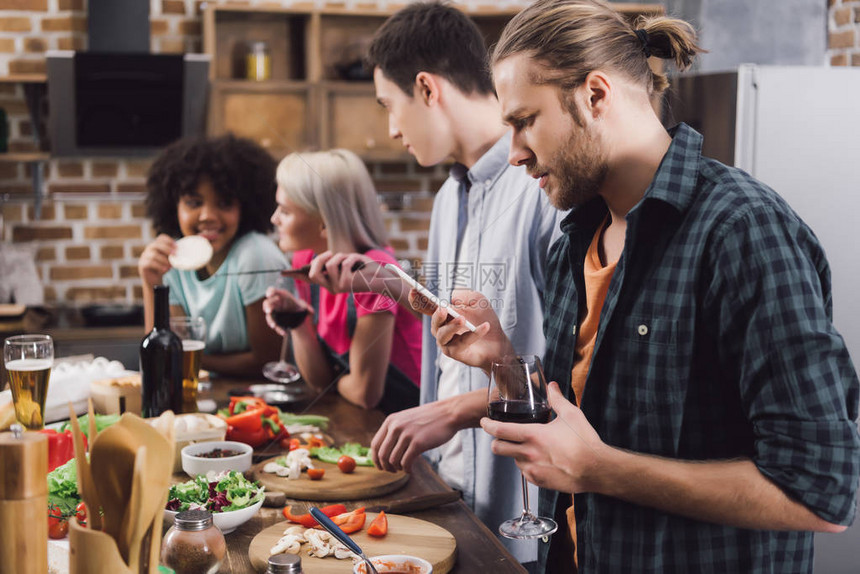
(637, 324), (649, 336)
(485, 179), (492, 186)
(571, 325), (577, 335)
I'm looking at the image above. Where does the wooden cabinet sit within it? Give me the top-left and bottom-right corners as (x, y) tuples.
(203, 3), (663, 162)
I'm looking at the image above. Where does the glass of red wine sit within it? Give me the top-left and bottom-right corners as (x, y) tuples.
(487, 354), (558, 539)
(262, 307), (308, 384)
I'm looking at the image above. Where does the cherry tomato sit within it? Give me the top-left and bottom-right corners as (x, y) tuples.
(48, 506), (69, 539)
(307, 468), (325, 480)
(337, 455), (356, 474)
(75, 502), (87, 527)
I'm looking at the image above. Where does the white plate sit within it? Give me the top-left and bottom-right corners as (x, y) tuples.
(169, 235), (214, 271)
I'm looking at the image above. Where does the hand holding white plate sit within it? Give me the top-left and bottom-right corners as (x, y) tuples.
(169, 235), (214, 271)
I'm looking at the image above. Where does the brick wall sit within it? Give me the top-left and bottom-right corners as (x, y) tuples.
(0, 0), (490, 306)
(829, 0), (860, 65)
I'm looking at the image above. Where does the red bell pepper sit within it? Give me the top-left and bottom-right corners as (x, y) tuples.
(225, 424), (268, 448)
(39, 429), (86, 472)
(330, 507), (366, 534)
(282, 504), (347, 527)
(367, 511), (388, 537)
(228, 396), (268, 416)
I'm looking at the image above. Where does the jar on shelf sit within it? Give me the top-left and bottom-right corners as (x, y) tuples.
(246, 41), (272, 81)
(267, 553), (303, 573)
(161, 509), (227, 574)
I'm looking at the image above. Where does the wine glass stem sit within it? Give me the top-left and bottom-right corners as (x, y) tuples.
(520, 473), (532, 518)
(279, 334), (289, 363)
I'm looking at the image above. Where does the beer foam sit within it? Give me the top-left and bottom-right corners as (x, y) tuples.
(5, 358), (53, 371)
(182, 340), (205, 352)
(169, 235), (214, 271)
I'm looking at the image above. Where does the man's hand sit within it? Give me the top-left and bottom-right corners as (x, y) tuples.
(262, 286), (313, 337)
(432, 289), (514, 373)
(371, 400), (464, 473)
(480, 381), (606, 494)
(138, 234), (176, 287)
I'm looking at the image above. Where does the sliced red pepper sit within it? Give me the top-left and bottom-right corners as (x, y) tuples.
(225, 406), (267, 432)
(225, 424), (268, 448)
(288, 438), (301, 451)
(367, 511), (388, 537)
(330, 507), (366, 534)
(262, 415), (281, 439)
(228, 396), (266, 416)
(282, 504), (347, 527)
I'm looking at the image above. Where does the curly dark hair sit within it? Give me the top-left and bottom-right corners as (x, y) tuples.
(145, 133), (278, 237)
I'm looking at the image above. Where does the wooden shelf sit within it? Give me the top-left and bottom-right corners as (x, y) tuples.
(0, 74), (47, 84)
(0, 152), (50, 163)
(204, 2), (664, 161)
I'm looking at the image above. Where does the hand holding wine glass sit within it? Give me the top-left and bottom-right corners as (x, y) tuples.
(487, 354), (558, 539)
(262, 286), (310, 384)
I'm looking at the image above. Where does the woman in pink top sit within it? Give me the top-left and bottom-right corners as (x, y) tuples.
(263, 149), (421, 412)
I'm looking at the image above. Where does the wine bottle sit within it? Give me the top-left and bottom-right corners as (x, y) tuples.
(140, 285), (183, 417)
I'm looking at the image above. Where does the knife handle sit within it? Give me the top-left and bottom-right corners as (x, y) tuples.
(309, 507), (363, 556)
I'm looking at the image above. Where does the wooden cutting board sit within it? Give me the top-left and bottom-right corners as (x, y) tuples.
(250, 456), (409, 501)
(248, 513), (457, 573)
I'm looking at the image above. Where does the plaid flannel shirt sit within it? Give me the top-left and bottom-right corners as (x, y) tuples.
(538, 124), (860, 573)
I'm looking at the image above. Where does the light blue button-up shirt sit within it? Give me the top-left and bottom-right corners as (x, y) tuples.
(421, 132), (563, 563)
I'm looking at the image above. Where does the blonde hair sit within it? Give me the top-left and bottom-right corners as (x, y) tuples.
(275, 149), (388, 253)
(492, 0), (703, 97)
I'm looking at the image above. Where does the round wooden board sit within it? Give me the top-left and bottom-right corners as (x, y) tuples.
(250, 456), (409, 501)
(248, 513), (457, 573)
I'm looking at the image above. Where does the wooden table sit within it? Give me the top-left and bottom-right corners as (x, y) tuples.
(205, 379), (527, 574)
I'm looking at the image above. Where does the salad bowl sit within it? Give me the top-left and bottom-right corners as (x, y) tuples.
(164, 470), (265, 534)
(164, 498), (263, 534)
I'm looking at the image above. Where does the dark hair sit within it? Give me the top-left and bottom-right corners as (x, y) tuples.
(493, 0), (703, 97)
(145, 133), (277, 237)
(366, 1), (494, 97)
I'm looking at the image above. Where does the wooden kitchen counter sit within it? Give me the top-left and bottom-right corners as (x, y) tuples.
(205, 378), (528, 574)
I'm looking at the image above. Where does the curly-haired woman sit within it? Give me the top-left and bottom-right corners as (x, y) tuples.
(138, 133), (287, 377)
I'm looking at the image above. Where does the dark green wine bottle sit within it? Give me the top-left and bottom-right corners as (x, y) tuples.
(140, 285), (183, 417)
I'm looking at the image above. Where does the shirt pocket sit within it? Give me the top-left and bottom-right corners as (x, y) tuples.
(477, 258), (517, 331)
(609, 316), (684, 411)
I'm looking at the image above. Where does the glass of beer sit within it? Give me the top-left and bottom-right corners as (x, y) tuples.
(3, 334), (54, 430)
(169, 316), (206, 413)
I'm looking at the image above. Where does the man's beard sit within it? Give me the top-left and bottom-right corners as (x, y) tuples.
(540, 126), (608, 211)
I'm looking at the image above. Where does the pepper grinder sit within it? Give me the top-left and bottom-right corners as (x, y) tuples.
(0, 423), (48, 574)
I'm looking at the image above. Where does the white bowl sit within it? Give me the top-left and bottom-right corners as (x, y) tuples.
(181, 440), (253, 477)
(164, 498), (264, 535)
(353, 555), (433, 574)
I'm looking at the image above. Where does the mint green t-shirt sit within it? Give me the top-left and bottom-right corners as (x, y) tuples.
(164, 232), (287, 354)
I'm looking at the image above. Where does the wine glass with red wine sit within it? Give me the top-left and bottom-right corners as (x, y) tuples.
(487, 354), (558, 539)
(262, 307), (309, 384)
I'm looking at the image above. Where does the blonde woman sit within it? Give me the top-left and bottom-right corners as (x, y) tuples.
(262, 149), (421, 412)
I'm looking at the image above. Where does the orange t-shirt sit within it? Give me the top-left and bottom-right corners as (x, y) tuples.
(567, 218), (617, 566)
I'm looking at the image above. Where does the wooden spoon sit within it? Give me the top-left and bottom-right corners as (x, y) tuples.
(67, 403), (102, 531)
(121, 445), (147, 572)
(115, 413), (175, 569)
(89, 422), (137, 543)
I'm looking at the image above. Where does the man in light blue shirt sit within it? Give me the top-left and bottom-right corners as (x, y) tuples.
(362, 4), (563, 567)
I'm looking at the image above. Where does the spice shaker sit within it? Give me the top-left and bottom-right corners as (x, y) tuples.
(246, 41), (272, 81)
(0, 424), (48, 574)
(161, 509), (227, 574)
(267, 553), (303, 573)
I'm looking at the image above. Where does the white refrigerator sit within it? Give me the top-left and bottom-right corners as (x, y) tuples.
(666, 64), (860, 571)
